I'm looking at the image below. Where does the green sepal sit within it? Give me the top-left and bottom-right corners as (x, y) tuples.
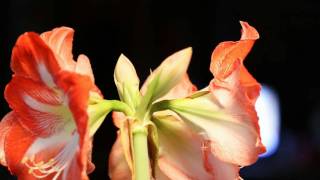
(138, 47), (192, 116)
(114, 54), (141, 109)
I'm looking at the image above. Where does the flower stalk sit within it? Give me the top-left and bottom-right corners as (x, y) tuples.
(132, 124), (150, 180)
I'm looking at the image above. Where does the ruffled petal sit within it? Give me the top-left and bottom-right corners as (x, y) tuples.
(168, 21), (264, 166)
(208, 21), (265, 165)
(40, 27), (76, 71)
(40, 27), (95, 82)
(169, 68), (264, 167)
(210, 21), (258, 80)
(153, 110), (239, 180)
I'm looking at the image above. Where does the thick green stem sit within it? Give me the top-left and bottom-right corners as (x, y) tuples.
(132, 125), (150, 180)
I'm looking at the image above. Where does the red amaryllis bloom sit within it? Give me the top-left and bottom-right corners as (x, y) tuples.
(109, 21), (265, 180)
(0, 27), (102, 179)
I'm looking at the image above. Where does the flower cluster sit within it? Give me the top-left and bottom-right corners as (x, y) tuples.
(0, 21), (265, 180)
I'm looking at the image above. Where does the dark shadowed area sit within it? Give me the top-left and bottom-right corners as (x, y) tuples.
(1, 0), (320, 179)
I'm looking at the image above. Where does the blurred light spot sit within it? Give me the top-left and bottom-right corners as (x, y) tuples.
(256, 84), (280, 158)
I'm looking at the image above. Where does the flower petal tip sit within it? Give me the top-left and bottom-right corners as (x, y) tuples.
(164, 47), (193, 72)
(177, 47), (193, 61)
(239, 21), (259, 40)
(114, 54), (139, 84)
(116, 54), (132, 68)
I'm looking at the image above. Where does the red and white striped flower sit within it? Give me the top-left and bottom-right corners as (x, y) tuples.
(0, 27), (103, 180)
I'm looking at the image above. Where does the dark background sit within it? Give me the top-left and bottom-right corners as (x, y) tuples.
(1, 0), (320, 179)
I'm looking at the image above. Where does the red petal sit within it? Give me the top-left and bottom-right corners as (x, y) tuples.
(86, 139), (96, 174)
(210, 21), (258, 80)
(0, 112), (16, 166)
(5, 76), (65, 137)
(55, 71), (93, 179)
(11, 32), (61, 86)
(5, 120), (88, 179)
(4, 116), (36, 178)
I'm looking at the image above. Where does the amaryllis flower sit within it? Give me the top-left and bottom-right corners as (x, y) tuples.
(109, 21), (265, 180)
(0, 27), (104, 179)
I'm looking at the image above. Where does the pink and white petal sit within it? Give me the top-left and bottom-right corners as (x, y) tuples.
(40, 27), (76, 71)
(5, 76), (70, 137)
(108, 132), (132, 180)
(0, 112), (16, 166)
(202, 115), (262, 166)
(75, 54), (95, 82)
(153, 110), (215, 180)
(113, 113), (138, 179)
(200, 21), (266, 166)
(203, 147), (240, 180)
(210, 61), (265, 166)
(154, 165), (170, 180)
(11, 32), (61, 87)
(172, 91), (265, 166)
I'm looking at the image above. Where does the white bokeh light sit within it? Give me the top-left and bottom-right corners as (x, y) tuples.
(256, 84), (281, 157)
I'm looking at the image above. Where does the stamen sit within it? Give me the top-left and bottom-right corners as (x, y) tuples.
(22, 133), (79, 179)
